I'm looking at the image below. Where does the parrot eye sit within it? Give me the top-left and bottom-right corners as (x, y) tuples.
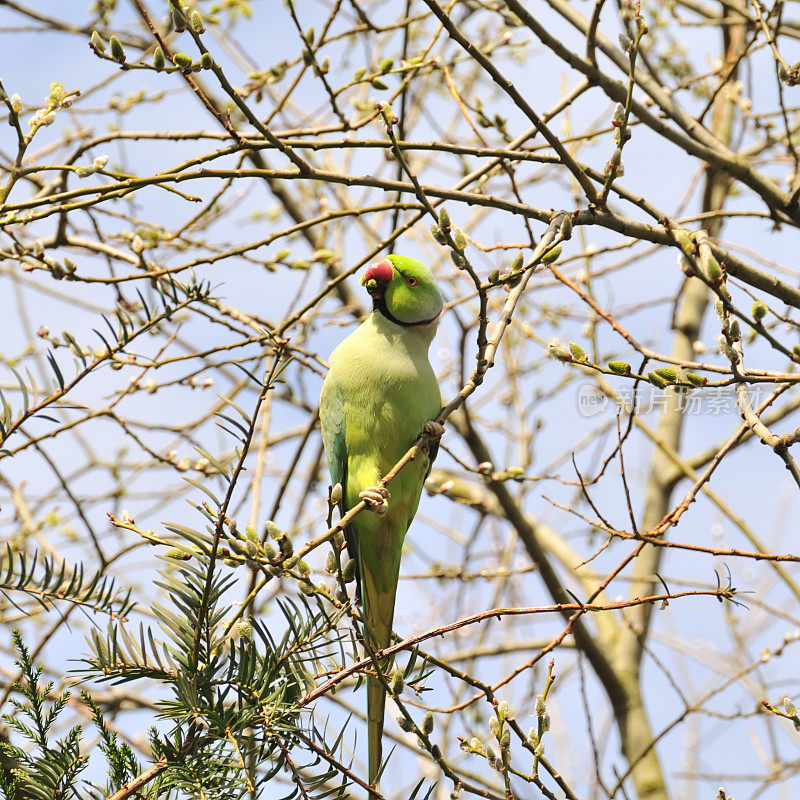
(406, 276), (418, 287)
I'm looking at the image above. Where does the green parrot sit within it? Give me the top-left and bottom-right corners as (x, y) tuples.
(319, 254), (443, 789)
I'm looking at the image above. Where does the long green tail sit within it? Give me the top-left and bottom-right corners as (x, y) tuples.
(359, 554), (401, 792)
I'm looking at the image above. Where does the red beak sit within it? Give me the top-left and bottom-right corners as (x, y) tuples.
(361, 259), (394, 288)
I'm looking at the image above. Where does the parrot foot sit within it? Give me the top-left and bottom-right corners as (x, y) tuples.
(423, 420), (445, 439)
(359, 486), (389, 514)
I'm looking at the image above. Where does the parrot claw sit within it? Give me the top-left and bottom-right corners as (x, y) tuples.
(423, 420), (445, 439)
(359, 486), (389, 514)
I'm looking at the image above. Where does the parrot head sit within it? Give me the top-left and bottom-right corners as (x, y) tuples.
(361, 255), (443, 327)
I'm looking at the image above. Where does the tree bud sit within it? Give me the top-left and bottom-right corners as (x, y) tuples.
(90, 30), (106, 52)
(109, 36), (126, 62)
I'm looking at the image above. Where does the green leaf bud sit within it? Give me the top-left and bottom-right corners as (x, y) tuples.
(191, 10), (206, 32)
(488, 269), (500, 284)
(305, 27), (315, 45)
(200, 52), (214, 70)
(354, 67), (367, 80)
(511, 252), (524, 271)
(319, 56), (330, 74)
(421, 711), (434, 735)
(686, 373), (707, 387)
(654, 367), (677, 382)
(109, 36), (126, 62)
(558, 214), (573, 240)
(173, 53), (193, 71)
(380, 57), (394, 73)
(153, 46), (165, 71)
(90, 30), (106, 52)
(752, 300), (768, 321)
(541, 244), (562, 264)
(371, 78), (389, 90)
(608, 361), (631, 375)
(648, 371), (668, 389)
(568, 342), (587, 362)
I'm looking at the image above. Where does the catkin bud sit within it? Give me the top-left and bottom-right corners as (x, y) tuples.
(430, 224), (447, 245)
(541, 244), (561, 264)
(245, 540), (259, 558)
(297, 559), (311, 576)
(171, 3), (188, 31)
(752, 300), (768, 321)
(489, 716), (500, 736)
(152, 46), (165, 71)
(535, 694), (546, 715)
(237, 618), (253, 639)
(422, 711), (434, 735)
(265, 521), (281, 539)
(390, 670), (404, 695)
(500, 730), (511, 751)
(728, 319), (741, 341)
(654, 367), (677, 382)
(330, 482), (342, 504)
(397, 715), (414, 732)
(648, 371), (668, 389)
(438, 207), (450, 229)
(109, 36), (126, 62)
(191, 10), (205, 32)
(90, 30), (106, 52)
(558, 214), (573, 240)
(342, 558), (356, 583)
(686, 373), (707, 387)
(262, 541), (276, 561)
(541, 712), (550, 731)
(326, 551), (337, 573)
(568, 342), (587, 362)
(511, 252), (523, 271)
(453, 227), (467, 250)
(485, 746), (497, 768)
(608, 360), (631, 375)
(173, 53), (193, 71)
(200, 52), (213, 70)
(380, 57), (394, 73)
